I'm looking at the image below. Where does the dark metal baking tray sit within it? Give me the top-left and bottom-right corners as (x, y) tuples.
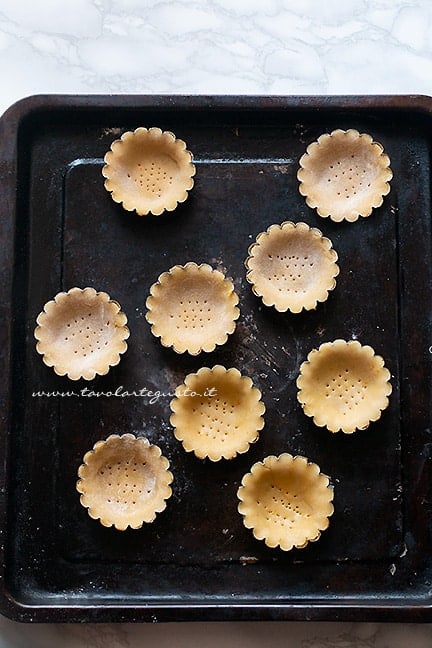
(0, 94), (431, 622)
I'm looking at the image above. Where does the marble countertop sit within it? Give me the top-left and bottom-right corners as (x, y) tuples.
(1, 0), (432, 646)
(0, 0), (431, 108)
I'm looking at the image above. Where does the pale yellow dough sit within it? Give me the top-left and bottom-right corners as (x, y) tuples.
(297, 339), (392, 434)
(170, 365), (265, 461)
(76, 434), (173, 530)
(245, 221), (339, 313)
(237, 453), (334, 552)
(298, 129), (392, 222)
(146, 262), (240, 355)
(102, 126), (195, 216)
(34, 287), (129, 381)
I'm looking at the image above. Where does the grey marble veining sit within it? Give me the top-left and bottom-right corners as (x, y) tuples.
(1, 620), (432, 647)
(0, 0), (430, 112)
(1, 0), (432, 646)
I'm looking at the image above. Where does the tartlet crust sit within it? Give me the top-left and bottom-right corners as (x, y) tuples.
(34, 287), (129, 381)
(237, 453), (334, 552)
(297, 129), (392, 223)
(297, 339), (392, 434)
(102, 126), (195, 216)
(245, 221), (339, 313)
(170, 365), (265, 461)
(145, 262), (240, 355)
(76, 434), (173, 530)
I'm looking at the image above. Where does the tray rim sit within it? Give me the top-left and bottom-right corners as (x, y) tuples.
(1, 93), (432, 623)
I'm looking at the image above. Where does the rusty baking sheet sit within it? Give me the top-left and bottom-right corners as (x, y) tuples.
(0, 95), (431, 622)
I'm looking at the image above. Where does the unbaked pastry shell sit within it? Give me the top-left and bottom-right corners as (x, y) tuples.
(297, 339), (392, 434)
(245, 221), (339, 313)
(34, 287), (129, 381)
(76, 434), (173, 530)
(297, 129), (392, 223)
(237, 453), (334, 552)
(102, 126), (195, 216)
(145, 262), (240, 355)
(170, 365), (265, 461)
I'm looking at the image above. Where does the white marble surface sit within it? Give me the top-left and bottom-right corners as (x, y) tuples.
(0, 0), (431, 111)
(1, 0), (432, 646)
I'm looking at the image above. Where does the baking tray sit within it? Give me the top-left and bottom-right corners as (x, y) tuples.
(0, 94), (431, 623)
